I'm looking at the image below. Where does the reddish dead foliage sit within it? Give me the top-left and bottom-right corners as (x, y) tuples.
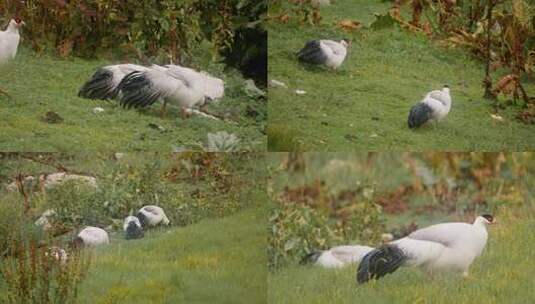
(375, 185), (414, 214)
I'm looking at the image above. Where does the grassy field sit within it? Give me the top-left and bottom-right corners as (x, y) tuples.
(78, 207), (266, 304)
(0, 48), (266, 151)
(267, 0), (535, 151)
(268, 206), (535, 304)
(268, 153), (535, 303)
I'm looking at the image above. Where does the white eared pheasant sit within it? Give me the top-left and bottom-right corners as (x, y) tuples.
(136, 205), (170, 228)
(118, 64), (224, 118)
(72, 226), (110, 247)
(0, 18), (24, 98)
(124, 215), (144, 240)
(408, 85), (452, 128)
(0, 18), (24, 64)
(357, 214), (495, 283)
(78, 64), (149, 100)
(297, 39), (350, 70)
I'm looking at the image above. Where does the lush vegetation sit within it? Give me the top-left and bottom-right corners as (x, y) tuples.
(1, 0), (267, 82)
(0, 152), (266, 303)
(268, 152), (534, 269)
(267, 0), (535, 151)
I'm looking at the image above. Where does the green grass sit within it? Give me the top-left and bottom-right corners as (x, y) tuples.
(267, 0), (535, 151)
(78, 207), (266, 304)
(0, 48), (266, 151)
(268, 207), (535, 304)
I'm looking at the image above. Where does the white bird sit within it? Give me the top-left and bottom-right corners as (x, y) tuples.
(0, 18), (24, 99)
(118, 64), (224, 118)
(78, 64), (149, 100)
(297, 39), (350, 70)
(0, 18), (24, 64)
(408, 85), (452, 128)
(123, 215), (144, 240)
(136, 205), (170, 228)
(301, 245), (375, 268)
(73, 226), (110, 247)
(357, 214), (495, 283)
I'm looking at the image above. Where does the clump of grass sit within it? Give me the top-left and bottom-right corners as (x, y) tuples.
(1, 240), (91, 304)
(267, 125), (305, 151)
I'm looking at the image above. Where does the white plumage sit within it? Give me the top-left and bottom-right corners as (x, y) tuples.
(75, 226), (110, 247)
(165, 64), (225, 101)
(408, 86), (452, 128)
(303, 245), (375, 268)
(136, 205), (170, 228)
(357, 214), (495, 283)
(118, 64), (224, 117)
(0, 18), (24, 64)
(297, 39), (350, 70)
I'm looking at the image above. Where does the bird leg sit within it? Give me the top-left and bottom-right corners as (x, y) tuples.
(180, 107), (192, 119)
(160, 100), (167, 118)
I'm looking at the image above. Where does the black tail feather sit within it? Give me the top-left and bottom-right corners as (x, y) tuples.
(297, 40), (327, 64)
(300, 251), (322, 265)
(356, 245), (406, 284)
(118, 71), (162, 109)
(78, 68), (118, 100)
(408, 103), (433, 129)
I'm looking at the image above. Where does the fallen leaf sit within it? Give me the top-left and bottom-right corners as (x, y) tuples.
(337, 19), (361, 31)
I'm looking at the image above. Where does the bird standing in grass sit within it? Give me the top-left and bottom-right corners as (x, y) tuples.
(72, 226), (110, 247)
(297, 39), (351, 70)
(408, 85), (452, 128)
(136, 205), (170, 228)
(357, 214), (495, 284)
(0, 18), (25, 98)
(117, 64), (224, 118)
(124, 215), (144, 240)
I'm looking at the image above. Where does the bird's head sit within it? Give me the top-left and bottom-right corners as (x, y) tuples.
(10, 17), (25, 29)
(442, 84), (450, 94)
(340, 38), (352, 48)
(477, 214), (496, 225)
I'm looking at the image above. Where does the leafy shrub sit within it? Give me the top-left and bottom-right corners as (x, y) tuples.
(268, 183), (385, 269)
(1, 0), (267, 82)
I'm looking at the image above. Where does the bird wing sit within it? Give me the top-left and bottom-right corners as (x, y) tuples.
(166, 65), (224, 100)
(116, 64), (149, 75)
(320, 40), (345, 55)
(142, 205), (163, 216)
(330, 245), (374, 264)
(425, 90), (449, 106)
(407, 222), (473, 247)
(392, 238), (445, 267)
